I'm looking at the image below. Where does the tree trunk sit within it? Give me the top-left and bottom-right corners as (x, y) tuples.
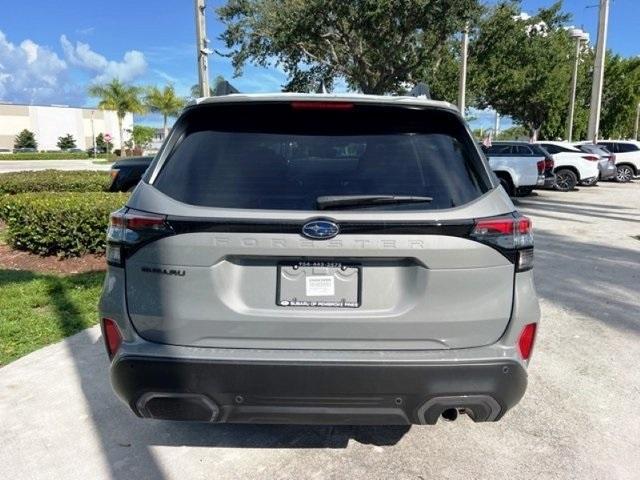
(529, 126), (540, 142)
(163, 115), (169, 140)
(118, 116), (125, 157)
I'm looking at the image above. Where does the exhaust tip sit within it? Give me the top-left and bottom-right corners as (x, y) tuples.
(137, 393), (220, 422)
(441, 408), (459, 422)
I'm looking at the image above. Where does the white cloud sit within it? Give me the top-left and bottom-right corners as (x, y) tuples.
(60, 34), (147, 83)
(0, 30), (76, 105)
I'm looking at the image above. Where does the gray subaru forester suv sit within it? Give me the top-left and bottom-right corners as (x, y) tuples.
(99, 94), (540, 425)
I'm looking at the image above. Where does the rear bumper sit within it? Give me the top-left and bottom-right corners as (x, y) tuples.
(111, 355), (527, 425)
(599, 164), (617, 180)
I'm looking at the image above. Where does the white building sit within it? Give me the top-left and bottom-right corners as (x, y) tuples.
(0, 103), (133, 151)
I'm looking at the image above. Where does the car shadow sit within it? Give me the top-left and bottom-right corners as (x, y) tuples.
(532, 229), (640, 335)
(0, 270), (409, 478)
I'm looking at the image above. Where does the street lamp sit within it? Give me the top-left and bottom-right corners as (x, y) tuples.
(566, 28), (588, 143)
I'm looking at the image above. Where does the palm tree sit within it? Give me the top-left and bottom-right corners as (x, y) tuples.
(88, 79), (146, 157)
(145, 84), (186, 138)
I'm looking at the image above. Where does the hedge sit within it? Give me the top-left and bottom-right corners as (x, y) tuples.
(0, 192), (128, 257)
(0, 170), (111, 194)
(0, 152), (115, 160)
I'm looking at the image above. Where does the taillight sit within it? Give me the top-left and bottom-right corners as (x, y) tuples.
(291, 101), (354, 110)
(536, 160), (544, 174)
(101, 318), (122, 359)
(544, 157), (554, 171)
(106, 208), (172, 266)
(518, 323), (537, 360)
(582, 155), (599, 162)
(472, 213), (534, 271)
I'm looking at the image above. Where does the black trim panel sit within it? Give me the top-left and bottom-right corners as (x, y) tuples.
(167, 217), (475, 237)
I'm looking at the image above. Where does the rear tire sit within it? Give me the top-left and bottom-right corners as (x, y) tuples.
(554, 169), (578, 192)
(616, 165), (634, 183)
(498, 176), (514, 197)
(515, 186), (534, 197)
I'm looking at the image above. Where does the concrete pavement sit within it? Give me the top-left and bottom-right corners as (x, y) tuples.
(0, 159), (112, 173)
(1, 182), (639, 480)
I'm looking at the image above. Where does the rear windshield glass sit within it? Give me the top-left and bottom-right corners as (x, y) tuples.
(153, 103), (491, 211)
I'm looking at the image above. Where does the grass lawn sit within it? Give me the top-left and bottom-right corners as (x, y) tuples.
(0, 270), (104, 366)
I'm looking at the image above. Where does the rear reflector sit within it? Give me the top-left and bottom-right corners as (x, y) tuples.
(102, 318), (122, 359)
(291, 101), (354, 110)
(518, 323), (537, 360)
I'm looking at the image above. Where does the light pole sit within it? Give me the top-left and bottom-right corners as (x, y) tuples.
(194, 0), (211, 97)
(635, 102), (640, 140)
(587, 0), (610, 143)
(457, 22), (469, 113)
(566, 28), (588, 143)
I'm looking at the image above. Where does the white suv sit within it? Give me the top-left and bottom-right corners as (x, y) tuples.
(534, 141), (600, 191)
(595, 141), (640, 183)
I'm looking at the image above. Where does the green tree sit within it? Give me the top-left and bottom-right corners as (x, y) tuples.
(471, 1), (573, 140)
(217, 0), (481, 94)
(88, 79), (146, 157)
(600, 54), (640, 139)
(56, 133), (77, 150)
(95, 133), (112, 153)
(145, 84), (185, 137)
(130, 125), (156, 149)
(14, 129), (37, 149)
(496, 124), (529, 140)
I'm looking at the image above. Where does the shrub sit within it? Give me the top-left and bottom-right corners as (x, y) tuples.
(0, 152), (115, 160)
(0, 170), (112, 194)
(0, 192), (128, 257)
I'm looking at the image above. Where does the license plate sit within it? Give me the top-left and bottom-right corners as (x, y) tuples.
(277, 261), (360, 307)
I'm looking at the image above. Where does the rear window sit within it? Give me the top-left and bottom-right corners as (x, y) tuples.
(153, 102), (492, 211)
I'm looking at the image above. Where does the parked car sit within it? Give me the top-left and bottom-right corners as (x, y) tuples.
(100, 94), (540, 426)
(87, 146), (107, 155)
(13, 147), (37, 153)
(573, 143), (617, 182)
(534, 141), (600, 191)
(482, 141), (550, 196)
(108, 156), (154, 192)
(594, 140), (640, 183)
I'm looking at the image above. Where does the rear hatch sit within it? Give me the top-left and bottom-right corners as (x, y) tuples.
(122, 99), (519, 350)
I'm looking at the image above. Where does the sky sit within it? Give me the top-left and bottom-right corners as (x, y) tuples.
(0, 0), (638, 128)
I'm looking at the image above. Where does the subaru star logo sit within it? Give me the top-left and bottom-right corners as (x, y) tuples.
(302, 220), (339, 240)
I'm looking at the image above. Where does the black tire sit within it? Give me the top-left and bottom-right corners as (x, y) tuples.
(515, 186), (534, 197)
(615, 165), (634, 183)
(498, 176), (514, 196)
(554, 169), (578, 192)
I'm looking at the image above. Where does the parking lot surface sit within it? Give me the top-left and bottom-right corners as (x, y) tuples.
(0, 159), (111, 173)
(0, 182), (639, 480)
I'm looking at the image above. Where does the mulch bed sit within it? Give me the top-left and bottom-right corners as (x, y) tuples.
(0, 243), (106, 275)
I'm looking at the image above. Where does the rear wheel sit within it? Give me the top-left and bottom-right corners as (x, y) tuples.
(554, 169), (578, 192)
(498, 176), (514, 197)
(616, 165), (634, 183)
(515, 186), (534, 197)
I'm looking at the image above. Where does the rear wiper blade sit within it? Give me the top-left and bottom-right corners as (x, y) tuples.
(316, 195), (433, 210)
